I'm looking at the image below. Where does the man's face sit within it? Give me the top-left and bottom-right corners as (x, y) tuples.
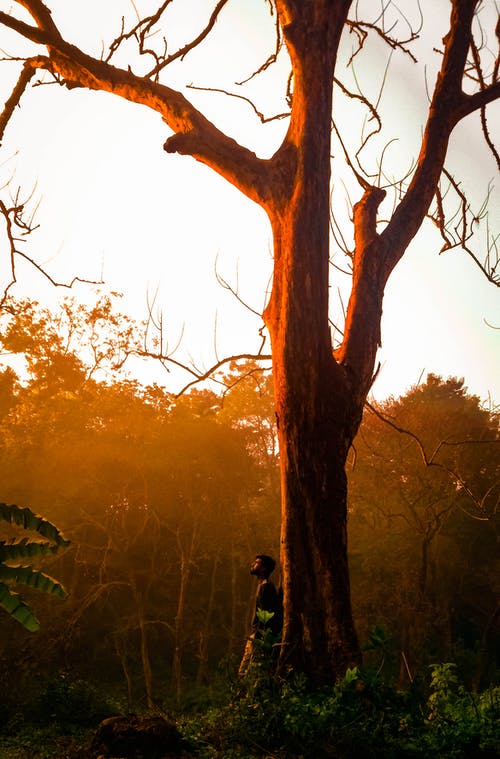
(250, 557), (263, 576)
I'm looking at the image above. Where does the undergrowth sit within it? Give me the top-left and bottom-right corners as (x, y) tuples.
(181, 660), (500, 758)
(0, 661), (498, 758)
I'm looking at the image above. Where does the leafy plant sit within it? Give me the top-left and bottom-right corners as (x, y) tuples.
(35, 671), (121, 727)
(0, 502), (69, 631)
(182, 659), (500, 758)
(423, 663), (500, 756)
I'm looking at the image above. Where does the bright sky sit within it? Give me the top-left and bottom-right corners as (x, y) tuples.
(0, 0), (498, 403)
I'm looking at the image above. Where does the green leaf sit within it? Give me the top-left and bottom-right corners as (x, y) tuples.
(0, 564), (67, 599)
(363, 624), (391, 652)
(256, 608), (275, 625)
(0, 503), (70, 548)
(0, 537), (59, 563)
(0, 502), (69, 631)
(0, 582), (39, 631)
(343, 667), (360, 685)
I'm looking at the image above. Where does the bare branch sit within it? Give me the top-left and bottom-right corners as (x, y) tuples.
(0, 190), (103, 306)
(187, 83), (290, 125)
(469, 32), (500, 171)
(214, 259), (263, 319)
(107, 0), (232, 80)
(146, 0), (231, 79)
(382, 0), (498, 274)
(0, 58), (40, 144)
(333, 77), (382, 178)
(0, 6), (275, 206)
(0, 8), (56, 47)
(237, 6), (283, 86)
(106, 1), (173, 65)
(116, 348), (272, 398)
(427, 169), (500, 286)
(15, 0), (63, 41)
(345, 1), (423, 66)
(110, 283), (271, 396)
(365, 400), (499, 520)
(174, 352), (272, 397)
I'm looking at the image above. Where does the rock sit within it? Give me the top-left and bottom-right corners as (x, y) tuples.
(91, 714), (184, 758)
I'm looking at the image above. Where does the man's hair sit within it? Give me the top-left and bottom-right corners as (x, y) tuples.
(255, 554), (276, 577)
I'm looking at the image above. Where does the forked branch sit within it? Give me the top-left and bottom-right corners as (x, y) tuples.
(0, 58), (42, 144)
(0, 4), (274, 206)
(428, 168), (499, 286)
(365, 400), (499, 520)
(345, 0), (423, 66)
(106, 0), (232, 81)
(0, 188), (103, 305)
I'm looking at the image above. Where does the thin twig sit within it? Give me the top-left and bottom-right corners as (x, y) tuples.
(187, 83), (290, 124)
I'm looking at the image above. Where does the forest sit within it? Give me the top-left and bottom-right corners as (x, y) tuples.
(0, 0), (499, 756)
(0, 296), (498, 758)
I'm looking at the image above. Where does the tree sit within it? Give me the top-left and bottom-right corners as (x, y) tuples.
(0, 298), (271, 700)
(348, 375), (499, 679)
(0, 1), (498, 681)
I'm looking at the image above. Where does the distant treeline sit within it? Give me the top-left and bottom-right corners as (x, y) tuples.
(0, 296), (497, 708)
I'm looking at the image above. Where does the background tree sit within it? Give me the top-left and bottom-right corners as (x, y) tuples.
(349, 375), (499, 684)
(0, 299), (497, 709)
(0, 298), (279, 704)
(0, 1), (498, 681)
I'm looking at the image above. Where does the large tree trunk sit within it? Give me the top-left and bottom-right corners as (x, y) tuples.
(274, 377), (361, 679)
(264, 5), (363, 681)
(266, 202), (363, 679)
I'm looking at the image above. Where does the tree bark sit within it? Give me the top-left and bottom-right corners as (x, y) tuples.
(131, 582), (154, 709)
(113, 632), (134, 712)
(171, 526), (197, 701)
(263, 2), (362, 680)
(196, 553), (219, 686)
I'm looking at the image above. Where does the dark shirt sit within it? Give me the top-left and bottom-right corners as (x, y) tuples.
(253, 579), (282, 636)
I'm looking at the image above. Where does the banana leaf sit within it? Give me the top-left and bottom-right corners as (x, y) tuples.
(0, 564), (67, 598)
(0, 582), (40, 632)
(0, 537), (59, 563)
(0, 503), (69, 547)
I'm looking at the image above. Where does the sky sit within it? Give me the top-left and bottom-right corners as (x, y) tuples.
(0, 0), (498, 404)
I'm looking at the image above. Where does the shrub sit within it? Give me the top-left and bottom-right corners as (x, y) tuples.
(182, 660), (500, 758)
(34, 672), (121, 729)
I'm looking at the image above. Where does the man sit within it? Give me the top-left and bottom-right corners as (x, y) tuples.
(238, 554), (282, 676)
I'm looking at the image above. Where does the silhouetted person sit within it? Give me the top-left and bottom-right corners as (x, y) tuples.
(238, 554), (282, 675)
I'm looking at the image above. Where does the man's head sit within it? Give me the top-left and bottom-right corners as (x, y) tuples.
(250, 554), (276, 579)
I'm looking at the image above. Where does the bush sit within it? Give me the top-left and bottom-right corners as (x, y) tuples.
(422, 663), (500, 757)
(182, 661), (500, 758)
(33, 671), (121, 729)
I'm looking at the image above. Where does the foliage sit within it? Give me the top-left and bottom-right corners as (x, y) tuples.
(182, 663), (500, 758)
(0, 297), (279, 705)
(0, 726), (92, 759)
(0, 669), (498, 759)
(0, 298), (497, 709)
(425, 663), (500, 757)
(349, 375), (499, 681)
(0, 502), (69, 631)
(34, 672), (122, 728)
(0, 672), (123, 759)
